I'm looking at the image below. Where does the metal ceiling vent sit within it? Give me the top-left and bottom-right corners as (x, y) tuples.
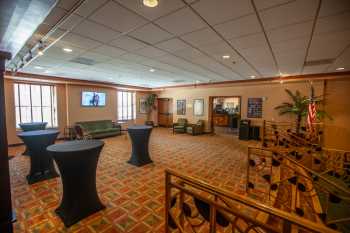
(304, 59), (335, 67)
(69, 57), (97, 66)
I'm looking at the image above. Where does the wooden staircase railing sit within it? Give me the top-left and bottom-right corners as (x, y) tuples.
(247, 146), (350, 232)
(165, 169), (338, 233)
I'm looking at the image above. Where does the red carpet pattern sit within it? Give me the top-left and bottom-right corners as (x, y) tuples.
(9, 128), (259, 233)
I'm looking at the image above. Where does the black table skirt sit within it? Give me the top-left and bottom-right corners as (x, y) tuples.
(17, 130), (59, 184)
(47, 140), (105, 227)
(127, 125), (153, 167)
(19, 122), (47, 156)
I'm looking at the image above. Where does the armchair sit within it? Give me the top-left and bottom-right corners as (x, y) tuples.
(173, 118), (188, 133)
(186, 120), (205, 135)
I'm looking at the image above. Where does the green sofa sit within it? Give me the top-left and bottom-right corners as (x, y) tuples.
(173, 118), (188, 133)
(186, 120), (205, 135)
(75, 120), (121, 139)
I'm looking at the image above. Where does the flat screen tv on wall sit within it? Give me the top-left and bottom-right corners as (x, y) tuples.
(81, 91), (106, 107)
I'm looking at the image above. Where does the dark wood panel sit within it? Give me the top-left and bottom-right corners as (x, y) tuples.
(0, 51), (13, 233)
(158, 98), (173, 127)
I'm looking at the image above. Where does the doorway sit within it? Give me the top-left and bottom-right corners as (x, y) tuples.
(208, 96), (241, 134)
(157, 98), (173, 127)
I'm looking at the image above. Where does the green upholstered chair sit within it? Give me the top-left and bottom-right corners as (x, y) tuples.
(186, 120), (205, 135)
(173, 118), (188, 133)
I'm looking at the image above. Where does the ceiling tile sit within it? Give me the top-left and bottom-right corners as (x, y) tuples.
(275, 51), (305, 75)
(58, 32), (102, 49)
(90, 45), (127, 58)
(254, 0), (294, 11)
(155, 8), (206, 36)
(198, 42), (240, 61)
(59, 14), (84, 31)
(259, 0), (318, 30)
(73, 20), (120, 43)
(115, 0), (185, 20)
(75, 0), (109, 17)
(327, 46), (350, 72)
(134, 46), (168, 58)
(155, 38), (192, 52)
(271, 37), (308, 55)
(319, 0), (350, 17)
(57, 0), (80, 10)
(229, 33), (267, 50)
(314, 11), (350, 35)
(214, 14), (262, 40)
(307, 29), (350, 60)
(89, 1), (148, 33)
(128, 23), (173, 44)
(267, 21), (313, 42)
(181, 28), (221, 47)
(109, 36), (147, 51)
(120, 53), (149, 63)
(43, 7), (67, 26)
(191, 0), (253, 25)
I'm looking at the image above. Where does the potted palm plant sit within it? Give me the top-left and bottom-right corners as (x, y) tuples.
(144, 93), (157, 126)
(274, 88), (330, 134)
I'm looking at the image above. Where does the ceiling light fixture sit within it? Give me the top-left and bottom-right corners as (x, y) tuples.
(34, 66), (44, 70)
(63, 48), (73, 53)
(37, 41), (44, 56)
(149, 68), (155, 72)
(336, 67), (345, 71)
(249, 75), (256, 79)
(143, 0), (158, 7)
(222, 55), (230, 59)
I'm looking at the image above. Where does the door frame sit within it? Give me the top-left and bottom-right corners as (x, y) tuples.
(208, 96), (242, 134)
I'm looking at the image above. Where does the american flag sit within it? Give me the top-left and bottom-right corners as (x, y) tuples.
(307, 85), (316, 132)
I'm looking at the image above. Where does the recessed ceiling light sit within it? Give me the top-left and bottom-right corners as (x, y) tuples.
(34, 66), (44, 70)
(195, 80), (201, 84)
(222, 55), (230, 59)
(63, 48), (73, 53)
(249, 75), (256, 79)
(336, 67), (345, 71)
(44, 70), (53, 74)
(143, 0), (158, 7)
(38, 50), (44, 56)
(149, 68), (155, 72)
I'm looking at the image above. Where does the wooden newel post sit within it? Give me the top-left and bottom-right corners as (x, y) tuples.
(0, 51), (13, 233)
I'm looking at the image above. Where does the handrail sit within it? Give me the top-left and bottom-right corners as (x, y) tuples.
(165, 169), (338, 233)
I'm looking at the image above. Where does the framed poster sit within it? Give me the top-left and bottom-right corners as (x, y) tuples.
(177, 99), (186, 115)
(193, 99), (204, 116)
(247, 98), (263, 118)
(139, 98), (147, 114)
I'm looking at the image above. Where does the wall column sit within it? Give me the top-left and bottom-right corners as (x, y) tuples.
(0, 51), (13, 233)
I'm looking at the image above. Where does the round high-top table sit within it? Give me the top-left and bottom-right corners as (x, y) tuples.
(127, 125), (153, 166)
(19, 122), (48, 155)
(47, 140), (105, 227)
(17, 129), (59, 184)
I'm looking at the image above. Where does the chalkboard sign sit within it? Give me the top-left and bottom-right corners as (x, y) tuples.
(247, 98), (263, 118)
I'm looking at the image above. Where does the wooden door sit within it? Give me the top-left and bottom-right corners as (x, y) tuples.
(158, 98), (173, 127)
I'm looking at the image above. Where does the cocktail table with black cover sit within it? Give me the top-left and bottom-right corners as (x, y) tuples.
(127, 125), (153, 166)
(47, 140), (105, 227)
(17, 129), (59, 184)
(19, 122), (47, 155)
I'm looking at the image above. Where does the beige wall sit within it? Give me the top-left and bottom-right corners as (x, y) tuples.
(159, 80), (325, 130)
(5, 79), (153, 145)
(323, 79), (350, 150)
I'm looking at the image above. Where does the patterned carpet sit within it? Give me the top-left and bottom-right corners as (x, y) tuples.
(8, 128), (259, 233)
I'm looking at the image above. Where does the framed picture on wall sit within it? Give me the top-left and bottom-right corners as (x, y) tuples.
(177, 99), (186, 115)
(247, 98), (263, 118)
(193, 99), (204, 116)
(139, 98), (147, 114)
